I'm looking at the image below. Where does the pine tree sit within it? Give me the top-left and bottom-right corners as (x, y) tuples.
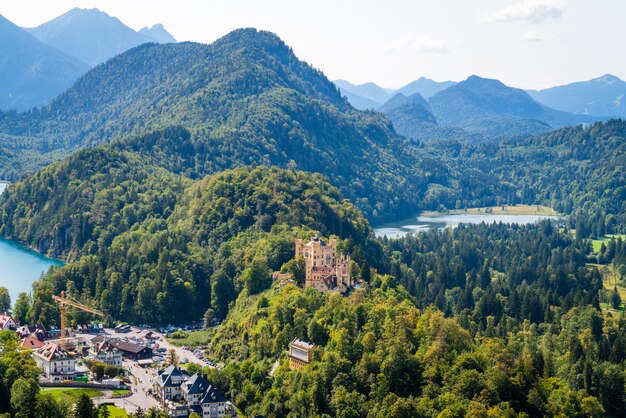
(73, 393), (97, 418)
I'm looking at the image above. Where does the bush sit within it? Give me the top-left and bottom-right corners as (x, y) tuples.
(171, 330), (188, 339)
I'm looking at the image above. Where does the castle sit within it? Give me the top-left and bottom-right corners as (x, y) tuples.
(295, 236), (351, 291)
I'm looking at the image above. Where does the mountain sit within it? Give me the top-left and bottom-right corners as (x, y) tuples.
(27, 7), (175, 66)
(396, 76), (456, 98)
(333, 77), (455, 109)
(333, 79), (393, 108)
(337, 88), (380, 110)
(428, 75), (599, 136)
(379, 92), (484, 143)
(0, 29), (453, 223)
(138, 24), (176, 43)
(0, 14), (89, 111)
(379, 92), (431, 114)
(528, 74), (626, 118)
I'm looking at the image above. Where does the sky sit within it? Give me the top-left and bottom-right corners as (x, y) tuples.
(1, 0), (625, 89)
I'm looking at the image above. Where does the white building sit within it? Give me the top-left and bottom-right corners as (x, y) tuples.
(89, 339), (123, 367)
(157, 369), (235, 418)
(157, 365), (189, 404)
(182, 373), (210, 413)
(201, 384), (233, 418)
(33, 342), (76, 382)
(0, 313), (16, 331)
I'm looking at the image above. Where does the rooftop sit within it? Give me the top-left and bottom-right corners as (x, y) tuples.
(36, 342), (74, 361)
(91, 336), (149, 354)
(290, 338), (314, 350)
(20, 336), (45, 350)
(201, 385), (227, 404)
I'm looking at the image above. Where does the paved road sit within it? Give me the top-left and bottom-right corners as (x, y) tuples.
(93, 359), (160, 412)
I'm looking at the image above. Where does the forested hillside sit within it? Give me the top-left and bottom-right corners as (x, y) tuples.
(429, 119), (626, 236)
(201, 222), (625, 417)
(0, 28), (453, 223)
(20, 165), (382, 326)
(0, 147), (188, 259)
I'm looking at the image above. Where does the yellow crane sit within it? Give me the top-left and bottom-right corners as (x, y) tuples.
(52, 291), (105, 349)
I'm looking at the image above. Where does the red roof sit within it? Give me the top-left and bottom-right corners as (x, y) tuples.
(20, 336), (44, 350)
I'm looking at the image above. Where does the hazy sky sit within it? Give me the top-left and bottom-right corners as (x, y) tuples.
(2, 0), (624, 89)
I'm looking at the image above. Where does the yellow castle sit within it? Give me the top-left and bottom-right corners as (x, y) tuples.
(295, 236), (351, 291)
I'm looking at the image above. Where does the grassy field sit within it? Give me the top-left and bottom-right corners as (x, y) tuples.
(422, 204), (556, 217)
(106, 405), (128, 418)
(591, 234), (626, 253)
(166, 330), (212, 347)
(44, 388), (103, 403)
(111, 389), (131, 398)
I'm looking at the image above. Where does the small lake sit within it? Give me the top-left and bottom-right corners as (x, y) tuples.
(0, 238), (64, 302)
(374, 213), (561, 239)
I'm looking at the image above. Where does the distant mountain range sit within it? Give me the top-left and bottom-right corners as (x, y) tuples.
(0, 14), (89, 111)
(428, 75), (597, 137)
(0, 8), (175, 111)
(527, 74), (626, 118)
(334, 79), (394, 108)
(334, 77), (456, 110)
(27, 8), (176, 67)
(339, 75), (617, 140)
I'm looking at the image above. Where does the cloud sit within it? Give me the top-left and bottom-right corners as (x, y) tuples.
(483, 0), (565, 24)
(520, 30), (562, 42)
(385, 36), (450, 54)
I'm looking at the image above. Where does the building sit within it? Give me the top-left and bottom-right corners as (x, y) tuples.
(90, 336), (152, 360)
(295, 236), (351, 291)
(156, 368), (235, 417)
(157, 365), (189, 404)
(182, 373), (210, 415)
(89, 338), (123, 366)
(0, 313), (16, 331)
(33, 342), (76, 382)
(16, 324), (48, 341)
(201, 384), (234, 418)
(288, 338), (314, 370)
(20, 336), (45, 350)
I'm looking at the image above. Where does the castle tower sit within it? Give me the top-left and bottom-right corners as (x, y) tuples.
(295, 236), (351, 290)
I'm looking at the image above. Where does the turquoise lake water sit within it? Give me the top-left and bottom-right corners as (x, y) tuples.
(0, 181), (64, 302)
(0, 238), (64, 302)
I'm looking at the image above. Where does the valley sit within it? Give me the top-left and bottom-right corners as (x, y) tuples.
(0, 5), (624, 418)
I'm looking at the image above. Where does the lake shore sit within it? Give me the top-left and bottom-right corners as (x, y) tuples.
(374, 205), (562, 239)
(421, 204), (557, 217)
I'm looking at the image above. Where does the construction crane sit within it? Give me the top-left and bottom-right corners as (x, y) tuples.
(52, 291), (104, 349)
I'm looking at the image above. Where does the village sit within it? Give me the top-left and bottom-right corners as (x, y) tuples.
(0, 236), (351, 418)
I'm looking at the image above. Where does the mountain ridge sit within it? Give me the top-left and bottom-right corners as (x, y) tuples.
(528, 73), (626, 118)
(0, 13), (89, 111)
(27, 7), (176, 66)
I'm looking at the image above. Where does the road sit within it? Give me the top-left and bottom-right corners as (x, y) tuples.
(92, 359), (160, 412)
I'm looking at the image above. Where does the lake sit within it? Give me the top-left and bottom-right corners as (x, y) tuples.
(0, 238), (64, 302)
(0, 181), (65, 302)
(374, 213), (561, 239)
